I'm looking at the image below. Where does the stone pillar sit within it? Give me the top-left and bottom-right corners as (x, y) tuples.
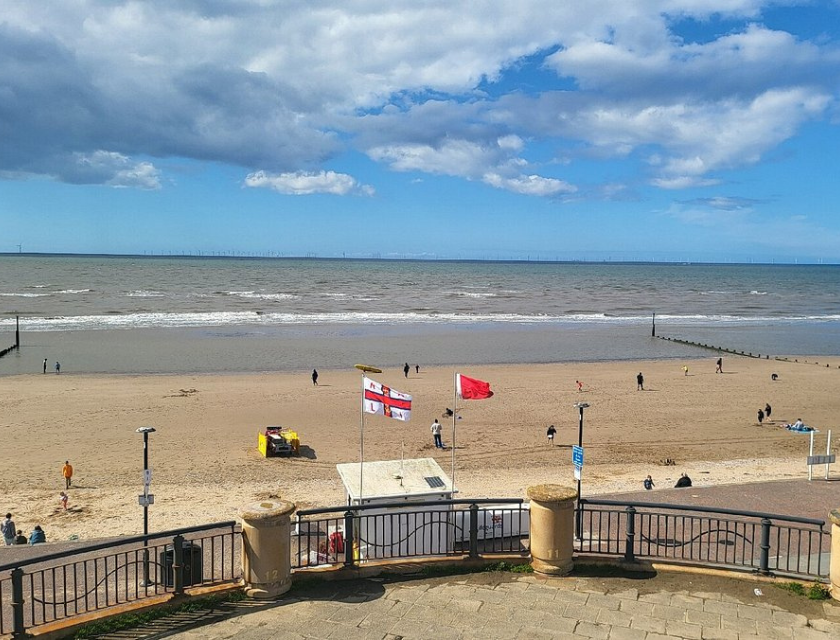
(527, 484), (577, 576)
(240, 500), (296, 599)
(829, 509), (840, 601)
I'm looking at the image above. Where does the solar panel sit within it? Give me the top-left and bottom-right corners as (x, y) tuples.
(424, 476), (445, 488)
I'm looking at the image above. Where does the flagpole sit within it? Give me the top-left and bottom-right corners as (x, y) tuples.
(452, 371), (458, 494)
(359, 373), (365, 502)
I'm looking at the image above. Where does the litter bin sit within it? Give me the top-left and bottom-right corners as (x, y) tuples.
(160, 541), (203, 587)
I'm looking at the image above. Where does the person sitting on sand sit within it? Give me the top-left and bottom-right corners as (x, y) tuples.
(643, 475), (654, 490)
(793, 418), (804, 430)
(29, 525), (46, 545)
(674, 473), (692, 488)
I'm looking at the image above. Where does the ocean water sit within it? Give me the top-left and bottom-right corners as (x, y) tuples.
(0, 256), (838, 374)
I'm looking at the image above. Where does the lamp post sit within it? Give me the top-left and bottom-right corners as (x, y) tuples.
(136, 426), (156, 586)
(574, 403), (589, 539)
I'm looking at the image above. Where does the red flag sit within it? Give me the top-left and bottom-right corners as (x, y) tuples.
(456, 373), (494, 400)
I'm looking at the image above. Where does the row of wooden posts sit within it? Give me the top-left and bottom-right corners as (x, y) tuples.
(0, 315), (20, 358)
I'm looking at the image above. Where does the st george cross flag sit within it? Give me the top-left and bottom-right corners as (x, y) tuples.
(456, 373), (494, 400)
(363, 377), (412, 421)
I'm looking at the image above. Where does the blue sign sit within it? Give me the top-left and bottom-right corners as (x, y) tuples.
(572, 445), (584, 467)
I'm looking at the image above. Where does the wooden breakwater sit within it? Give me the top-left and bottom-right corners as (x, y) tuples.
(0, 315), (20, 358)
(655, 335), (771, 359)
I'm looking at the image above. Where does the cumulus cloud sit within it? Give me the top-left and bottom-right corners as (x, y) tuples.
(0, 1), (838, 198)
(244, 170), (374, 196)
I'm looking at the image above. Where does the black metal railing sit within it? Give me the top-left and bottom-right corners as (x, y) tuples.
(0, 521), (240, 638)
(292, 499), (529, 569)
(577, 499), (829, 579)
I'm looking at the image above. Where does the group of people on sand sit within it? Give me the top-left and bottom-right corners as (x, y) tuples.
(2, 513), (46, 546)
(2, 461), (75, 547)
(643, 473), (692, 490)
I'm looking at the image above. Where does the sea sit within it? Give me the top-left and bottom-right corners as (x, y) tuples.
(1, 255), (838, 375)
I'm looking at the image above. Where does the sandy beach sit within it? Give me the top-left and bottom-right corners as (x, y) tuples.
(1, 354), (838, 542)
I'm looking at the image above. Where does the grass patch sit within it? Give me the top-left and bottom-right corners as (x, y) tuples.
(418, 561), (533, 578)
(774, 581), (830, 601)
(807, 583), (831, 600)
(72, 590), (244, 639)
(482, 561), (533, 574)
(775, 582), (806, 596)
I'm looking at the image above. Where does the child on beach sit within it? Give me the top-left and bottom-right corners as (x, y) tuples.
(546, 425), (556, 444)
(59, 491), (68, 510)
(576, 380), (583, 392)
(643, 475), (654, 490)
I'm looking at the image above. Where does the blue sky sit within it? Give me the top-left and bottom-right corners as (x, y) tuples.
(2, 1), (840, 263)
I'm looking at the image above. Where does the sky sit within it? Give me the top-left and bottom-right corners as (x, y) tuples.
(2, 1), (840, 263)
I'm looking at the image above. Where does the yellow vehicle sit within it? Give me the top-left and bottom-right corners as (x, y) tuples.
(258, 426), (301, 457)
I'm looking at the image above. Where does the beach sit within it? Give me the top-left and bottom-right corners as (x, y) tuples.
(2, 354), (838, 542)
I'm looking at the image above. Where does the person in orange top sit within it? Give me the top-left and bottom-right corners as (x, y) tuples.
(62, 461), (73, 489)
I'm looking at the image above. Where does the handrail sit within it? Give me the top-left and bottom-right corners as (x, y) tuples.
(0, 520), (238, 572)
(579, 498), (825, 526)
(296, 498), (524, 517)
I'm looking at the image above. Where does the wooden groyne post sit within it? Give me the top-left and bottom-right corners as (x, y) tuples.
(0, 314), (20, 359)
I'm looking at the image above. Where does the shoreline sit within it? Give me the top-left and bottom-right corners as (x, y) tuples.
(2, 355), (838, 543)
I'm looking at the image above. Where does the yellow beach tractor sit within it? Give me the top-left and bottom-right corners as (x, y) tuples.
(258, 426), (301, 457)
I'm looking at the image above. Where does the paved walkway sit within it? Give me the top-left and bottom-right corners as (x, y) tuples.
(119, 568), (840, 640)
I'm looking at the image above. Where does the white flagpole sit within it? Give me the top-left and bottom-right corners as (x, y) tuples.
(451, 371), (458, 493)
(360, 374), (365, 501)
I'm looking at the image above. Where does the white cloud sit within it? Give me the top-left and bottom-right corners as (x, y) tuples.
(244, 170), (374, 196)
(0, 1), (838, 196)
(483, 173), (576, 196)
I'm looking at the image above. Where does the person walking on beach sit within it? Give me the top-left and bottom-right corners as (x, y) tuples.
(1, 513), (15, 546)
(43, 358), (47, 374)
(403, 362), (410, 378)
(643, 475), (654, 490)
(55, 361), (61, 374)
(546, 424), (556, 444)
(765, 403), (772, 420)
(415, 364), (420, 374)
(431, 419), (443, 448)
(311, 369), (318, 386)
(636, 372), (644, 391)
(716, 357), (723, 373)
(757, 408), (764, 424)
(683, 365), (689, 376)
(62, 460), (73, 489)
(576, 380), (583, 392)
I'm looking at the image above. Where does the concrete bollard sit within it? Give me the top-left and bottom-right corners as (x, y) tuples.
(527, 484), (577, 576)
(829, 510), (840, 601)
(240, 500), (296, 599)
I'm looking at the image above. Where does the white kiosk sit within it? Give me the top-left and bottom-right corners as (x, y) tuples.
(336, 458), (454, 560)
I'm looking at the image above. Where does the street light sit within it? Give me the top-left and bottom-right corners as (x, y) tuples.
(574, 403), (589, 539)
(136, 426), (156, 586)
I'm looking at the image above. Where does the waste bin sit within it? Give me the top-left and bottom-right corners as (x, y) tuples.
(160, 541), (203, 587)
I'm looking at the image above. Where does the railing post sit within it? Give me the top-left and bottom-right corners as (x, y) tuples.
(759, 518), (772, 575)
(829, 510), (840, 601)
(343, 510), (355, 567)
(469, 503), (479, 558)
(527, 484), (577, 576)
(173, 534), (185, 595)
(624, 506), (636, 562)
(11, 567), (25, 640)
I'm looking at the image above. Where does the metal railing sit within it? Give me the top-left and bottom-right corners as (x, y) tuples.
(577, 499), (829, 579)
(0, 521), (240, 638)
(292, 499), (529, 569)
